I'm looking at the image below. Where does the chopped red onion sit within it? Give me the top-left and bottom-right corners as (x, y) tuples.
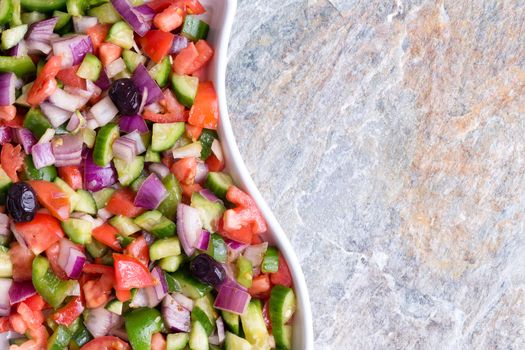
(111, 0), (151, 36)
(6, 41), (27, 57)
(134, 173), (168, 209)
(0, 72), (16, 106)
(90, 96), (119, 126)
(170, 35), (189, 54)
(57, 239), (86, 279)
(52, 35), (92, 68)
(225, 239), (247, 263)
(0, 279), (12, 316)
(40, 102), (72, 128)
(71, 36), (94, 65)
(199, 189), (222, 203)
(162, 294), (191, 332)
(129, 287), (149, 308)
(26, 18), (58, 43)
(52, 134), (83, 167)
(208, 317), (225, 345)
(172, 293), (193, 311)
(64, 85), (93, 101)
(148, 163), (170, 179)
(14, 128), (36, 153)
(134, 4), (155, 21)
(213, 284), (251, 315)
(84, 306), (122, 337)
(106, 57), (126, 78)
(195, 162), (209, 184)
(122, 130), (145, 154)
(95, 69), (111, 90)
(172, 142), (202, 159)
(68, 281), (81, 296)
(211, 139), (224, 162)
(196, 230), (210, 251)
(97, 208), (114, 221)
(85, 79), (102, 96)
(37, 128), (55, 144)
(176, 204), (202, 256)
(131, 64), (163, 104)
(49, 88), (89, 112)
(84, 150), (117, 191)
(119, 115), (148, 134)
(66, 111), (85, 133)
(8, 280), (36, 305)
(0, 126), (12, 145)
(31, 142), (55, 169)
(145, 267), (167, 307)
(112, 136), (137, 163)
(27, 40), (51, 55)
(243, 243), (268, 270)
(10, 222), (27, 249)
(73, 16), (98, 34)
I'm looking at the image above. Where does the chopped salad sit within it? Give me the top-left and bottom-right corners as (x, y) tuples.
(0, 0), (297, 349)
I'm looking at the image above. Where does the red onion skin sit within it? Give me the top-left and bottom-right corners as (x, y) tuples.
(162, 294), (191, 332)
(8, 280), (36, 305)
(131, 64), (163, 105)
(134, 173), (168, 210)
(213, 284), (251, 315)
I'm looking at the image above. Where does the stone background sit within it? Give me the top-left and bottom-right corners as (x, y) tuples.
(225, 0), (525, 349)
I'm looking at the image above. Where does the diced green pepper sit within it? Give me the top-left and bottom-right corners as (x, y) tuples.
(24, 107), (52, 139)
(124, 307), (163, 350)
(207, 233), (227, 263)
(32, 256), (75, 308)
(23, 156), (57, 181)
(47, 325), (72, 350)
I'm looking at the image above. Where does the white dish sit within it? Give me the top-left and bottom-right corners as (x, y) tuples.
(201, 0), (313, 349)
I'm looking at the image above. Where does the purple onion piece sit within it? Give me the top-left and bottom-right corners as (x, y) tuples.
(162, 294), (191, 332)
(134, 173), (168, 209)
(8, 280), (36, 305)
(170, 35), (189, 54)
(131, 64), (163, 105)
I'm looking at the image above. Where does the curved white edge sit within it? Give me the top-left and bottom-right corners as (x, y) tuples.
(202, 0), (314, 349)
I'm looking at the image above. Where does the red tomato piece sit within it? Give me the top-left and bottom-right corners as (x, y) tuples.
(9, 314), (27, 334)
(138, 30), (174, 63)
(9, 242), (34, 281)
(163, 89), (186, 115)
(185, 124), (203, 141)
(82, 263), (114, 276)
(45, 242), (68, 280)
(14, 213), (64, 255)
(173, 42), (199, 75)
(124, 235), (149, 267)
(0, 317), (11, 332)
(87, 24), (110, 54)
(83, 273), (113, 309)
(180, 183), (202, 198)
(92, 224), (122, 251)
(56, 65), (86, 89)
(99, 42), (122, 66)
(184, 0), (205, 14)
(27, 56), (61, 106)
(1, 143), (24, 182)
(80, 336), (131, 350)
(187, 40), (214, 74)
(17, 302), (44, 330)
(154, 4), (184, 32)
(105, 188), (145, 218)
(248, 274), (271, 299)
(115, 288), (132, 302)
(170, 157), (197, 185)
(143, 109), (187, 123)
(151, 333), (166, 350)
(58, 166), (83, 190)
(1, 114), (23, 128)
(205, 153), (224, 172)
(23, 294), (46, 311)
(113, 253), (154, 290)
(270, 253), (293, 287)
(51, 296), (84, 326)
(28, 180), (70, 221)
(0, 105), (16, 121)
(188, 82), (219, 130)
(218, 219), (252, 244)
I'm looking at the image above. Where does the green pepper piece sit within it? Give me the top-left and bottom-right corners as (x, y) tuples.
(0, 55), (35, 76)
(124, 307), (163, 350)
(157, 174), (182, 220)
(24, 107), (52, 139)
(32, 256), (75, 308)
(236, 256), (253, 288)
(23, 156), (57, 181)
(261, 247), (279, 273)
(163, 271), (181, 293)
(85, 239), (108, 258)
(48, 325), (72, 350)
(207, 233), (227, 263)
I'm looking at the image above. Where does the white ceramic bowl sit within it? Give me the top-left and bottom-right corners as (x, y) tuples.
(201, 0), (313, 349)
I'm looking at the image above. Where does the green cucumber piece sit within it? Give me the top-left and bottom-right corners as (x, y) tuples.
(166, 333), (189, 350)
(171, 74), (198, 108)
(47, 325), (72, 350)
(87, 2), (120, 23)
(113, 156), (144, 186)
(66, 0), (84, 16)
(191, 306), (214, 336)
(109, 215), (141, 236)
(158, 254), (184, 272)
(20, 11), (45, 24)
(145, 147), (160, 163)
(62, 218), (92, 244)
(93, 122), (119, 166)
(225, 332), (251, 350)
(71, 323), (92, 347)
(77, 53), (101, 81)
(236, 256), (252, 288)
(134, 210), (162, 231)
(52, 10), (70, 30)
(1, 24), (27, 50)
(171, 267), (213, 299)
(221, 311), (239, 335)
(54, 177), (80, 210)
(151, 216), (176, 238)
(130, 172), (147, 192)
(92, 188), (115, 209)
(149, 56), (170, 88)
(23, 156), (57, 181)
(74, 189), (96, 215)
(190, 192), (225, 232)
(269, 285), (296, 350)
(0, 246), (12, 277)
(24, 107), (52, 139)
(116, 234), (134, 248)
(157, 174), (182, 220)
(181, 15), (208, 41)
(198, 129), (217, 161)
(106, 20), (133, 49)
(189, 320), (208, 350)
(85, 239), (108, 258)
(105, 299), (123, 315)
(205, 172), (232, 199)
(0, 0), (12, 25)
(9, 0), (21, 25)
(149, 237), (181, 261)
(261, 247), (279, 273)
(240, 300), (270, 349)
(194, 294), (217, 323)
(82, 127), (96, 148)
(0, 55), (35, 76)
(21, 0), (65, 12)
(207, 233), (226, 263)
(122, 49), (145, 73)
(151, 122), (185, 152)
(0, 168), (12, 205)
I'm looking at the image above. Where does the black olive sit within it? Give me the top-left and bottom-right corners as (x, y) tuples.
(189, 254), (226, 287)
(108, 78), (141, 115)
(6, 182), (37, 223)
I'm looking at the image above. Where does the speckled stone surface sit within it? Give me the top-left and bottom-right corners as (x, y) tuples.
(226, 0), (525, 349)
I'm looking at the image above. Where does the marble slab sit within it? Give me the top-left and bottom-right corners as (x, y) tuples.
(227, 0), (525, 348)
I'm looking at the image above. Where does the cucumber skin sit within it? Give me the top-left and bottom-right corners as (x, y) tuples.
(205, 172), (233, 199)
(269, 285), (296, 350)
(93, 122), (119, 166)
(20, 0), (66, 12)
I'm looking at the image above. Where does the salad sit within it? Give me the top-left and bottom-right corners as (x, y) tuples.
(0, 0), (297, 349)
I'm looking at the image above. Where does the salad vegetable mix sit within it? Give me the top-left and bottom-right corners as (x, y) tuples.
(0, 0), (297, 349)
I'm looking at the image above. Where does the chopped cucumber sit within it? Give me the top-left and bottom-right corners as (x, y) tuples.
(225, 332), (251, 350)
(92, 188), (115, 209)
(0, 55), (36, 76)
(130, 173), (147, 192)
(47, 325), (72, 350)
(157, 174), (182, 220)
(261, 247), (279, 273)
(191, 306), (214, 336)
(87, 2), (120, 23)
(181, 15), (209, 41)
(145, 147), (160, 162)
(269, 285), (296, 350)
(53, 10), (70, 31)
(106, 21), (133, 49)
(0, 0), (13, 25)
(171, 267), (213, 299)
(24, 107), (52, 139)
(199, 129), (217, 160)
(164, 270), (181, 292)
(105, 299), (123, 315)
(207, 233), (226, 263)
(194, 294), (217, 324)
(113, 156), (144, 186)
(74, 189), (97, 215)
(93, 122), (119, 166)
(205, 172), (233, 199)
(1, 24), (27, 50)
(236, 256), (252, 288)
(122, 49), (145, 73)
(21, 11), (45, 24)
(166, 333), (189, 350)
(134, 210), (162, 231)
(9, 0), (20, 26)
(85, 239), (108, 258)
(190, 192), (225, 232)
(77, 53), (101, 81)
(189, 320), (208, 350)
(158, 255), (184, 272)
(0, 246), (12, 277)
(61, 218), (92, 244)
(149, 237), (181, 261)
(0, 168), (12, 205)
(23, 156), (57, 181)
(116, 234), (134, 248)
(54, 177), (79, 210)
(149, 56), (170, 88)
(71, 323), (93, 347)
(171, 74), (198, 108)
(151, 122), (185, 152)
(109, 215), (141, 236)
(240, 300), (271, 349)
(221, 311), (239, 335)
(151, 216), (176, 238)
(66, 0), (84, 16)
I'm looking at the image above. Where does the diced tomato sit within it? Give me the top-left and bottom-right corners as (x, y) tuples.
(185, 124), (203, 141)
(18, 325), (48, 350)
(188, 82), (219, 130)
(205, 153), (224, 172)
(226, 186), (256, 208)
(23, 294), (46, 311)
(113, 253), (154, 290)
(106, 188), (145, 218)
(80, 336), (131, 350)
(146, 0), (176, 12)
(83, 263), (114, 276)
(9, 313), (27, 334)
(187, 40), (214, 74)
(163, 89), (186, 115)
(0, 105), (16, 121)
(45, 242), (68, 280)
(191, 66), (207, 81)
(162, 153), (175, 169)
(28, 180), (70, 221)
(27, 56), (61, 106)
(143, 108), (187, 123)
(184, 0), (205, 14)
(270, 253), (292, 287)
(180, 183), (202, 198)
(1, 114), (23, 128)
(92, 224), (122, 251)
(83, 273), (113, 308)
(9, 242), (34, 281)
(154, 4), (184, 32)
(56, 65), (86, 89)
(17, 302), (44, 330)
(124, 235), (149, 267)
(151, 333), (166, 350)
(251, 234), (264, 245)
(58, 166), (83, 190)
(223, 186), (266, 233)
(51, 296), (84, 326)
(115, 288), (132, 302)
(99, 42), (122, 66)
(173, 42), (199, 75)
(0, 317), (11, 332)
(1, 143), (24, 182)
(218, 220), (252, 244)
(87, 24), (110, 53)
(170, 157), (197, 185)
(248, 274), (271, 298)
(14, 213), (64, 255)
(139, 30), (175, 63)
